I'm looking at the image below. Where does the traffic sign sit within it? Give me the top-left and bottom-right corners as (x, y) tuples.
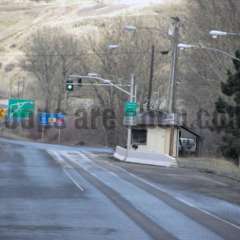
(48, 113), (57, 127)
(38, 112), (65, 128)
(8, 99), (35, 120)
(55, 113), (65, 128)
(124, 101), (138, 117)
(39, 112), (48, 126)
(0, 108), (7, 120)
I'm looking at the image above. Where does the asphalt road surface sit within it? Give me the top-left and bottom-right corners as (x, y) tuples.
(0, 138), (240, 240)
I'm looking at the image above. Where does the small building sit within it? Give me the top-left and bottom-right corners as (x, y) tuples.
(131, 111), (201, 158)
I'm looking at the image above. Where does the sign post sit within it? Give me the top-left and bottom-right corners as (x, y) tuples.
(39, 112), (48, 140)
(124, 101), (138, 126)
(38, 112), (65, 143)
(55, 113), (65, 144)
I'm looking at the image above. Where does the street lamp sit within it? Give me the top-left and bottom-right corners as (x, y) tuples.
(107, 44), (120, 49)
(107, 44), (138, 157)
(209, 30), (240, 38)
(178, 43), (240, 62)
(124, 25), (137, 32)
(107, 44), (137, 95)
(124, 24), (171, 111)
(178, 43), (194, 50)
(87, 72), (99, 78)
(124, 25), (167, 36)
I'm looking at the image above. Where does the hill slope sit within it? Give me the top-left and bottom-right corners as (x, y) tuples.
(0, 0), (183, 98)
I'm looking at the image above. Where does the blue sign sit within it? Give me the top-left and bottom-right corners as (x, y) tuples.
(48, 113), (57, 127)
(38, 112), (65, 127)
(39, 112), (48, 126)
(55, 113), (65, 128)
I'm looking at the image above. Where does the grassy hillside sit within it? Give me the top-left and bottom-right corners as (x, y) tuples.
(0, 0), (184, 97)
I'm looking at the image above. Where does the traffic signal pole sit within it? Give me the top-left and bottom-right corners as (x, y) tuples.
(67, 74), (136, 160)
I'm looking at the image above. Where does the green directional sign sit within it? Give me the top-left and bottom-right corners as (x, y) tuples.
(8, 98), (35, 120)
(124, 101), (138, 117)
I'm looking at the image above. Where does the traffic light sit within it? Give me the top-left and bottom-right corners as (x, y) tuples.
(78, 78), (82, 87)
(66, 80), (74, 91)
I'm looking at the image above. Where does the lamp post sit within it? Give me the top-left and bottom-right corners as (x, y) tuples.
(124, 25), (168, 36)
(209, 30), (240, 39)
(68, 73), (136, 158)
(107, 44), (138, 100)
(124, 25), (170, 111)
(107, 44), (139, 157)
(178, 43), (240, 62)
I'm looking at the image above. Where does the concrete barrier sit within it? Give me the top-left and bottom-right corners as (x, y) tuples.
(113, 146), (126, 161)
(114, 146), (177, 167)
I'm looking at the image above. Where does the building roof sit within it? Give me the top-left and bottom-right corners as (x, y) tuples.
(137, 111), (179, 127)
(136, 111), (201, 139)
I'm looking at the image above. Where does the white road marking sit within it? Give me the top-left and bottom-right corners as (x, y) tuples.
(88, 153), (98, 158)
(48, 150), (72, 168)
(50, 149), (240, 234)
(63, 151), (119, 178)
(61, 151), (224, 240)
(176, 197), (240, 231)
(63, 168), (85, 192)
(48, 150), (85, 192)
(104, 161), (240, 231)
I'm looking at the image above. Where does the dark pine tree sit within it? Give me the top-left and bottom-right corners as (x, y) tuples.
(214, 50), (240, 165)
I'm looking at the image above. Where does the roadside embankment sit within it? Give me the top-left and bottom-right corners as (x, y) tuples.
(178, 157), (240, 181)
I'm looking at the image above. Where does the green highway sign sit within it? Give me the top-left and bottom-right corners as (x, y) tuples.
(8, 98), (35, 120)
(124, 101), (138, 116)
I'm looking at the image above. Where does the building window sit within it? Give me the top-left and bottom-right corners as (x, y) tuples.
(132, 129), (147, 145)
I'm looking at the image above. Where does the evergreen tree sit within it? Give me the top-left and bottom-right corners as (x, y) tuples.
(215, 50), (240, 165)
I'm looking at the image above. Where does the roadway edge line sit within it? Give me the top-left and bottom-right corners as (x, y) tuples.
(47, 150), (85, 192)
(61, 152), (177, 240)
(102, 159), (240, 231)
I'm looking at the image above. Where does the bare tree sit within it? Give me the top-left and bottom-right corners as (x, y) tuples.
(81, 16), (172, 145)
(22, 27), (86, 111)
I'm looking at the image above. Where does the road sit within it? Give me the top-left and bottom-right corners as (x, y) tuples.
(0, 138), (240, 240)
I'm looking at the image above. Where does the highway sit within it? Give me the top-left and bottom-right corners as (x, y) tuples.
(0, 138), (240, 240)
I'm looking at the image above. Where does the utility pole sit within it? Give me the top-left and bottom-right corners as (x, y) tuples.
(147, 45), (155, 111)
(168, 17), (180, 156)
(168, 17), (180, 113)
(126, 74), (135, 154)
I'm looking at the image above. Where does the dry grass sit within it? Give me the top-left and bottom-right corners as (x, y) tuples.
(178, 157), (240, 181)
(0, 0), (185, 98)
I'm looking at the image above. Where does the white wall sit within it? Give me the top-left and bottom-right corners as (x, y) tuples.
(136, 127), (178, 157)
